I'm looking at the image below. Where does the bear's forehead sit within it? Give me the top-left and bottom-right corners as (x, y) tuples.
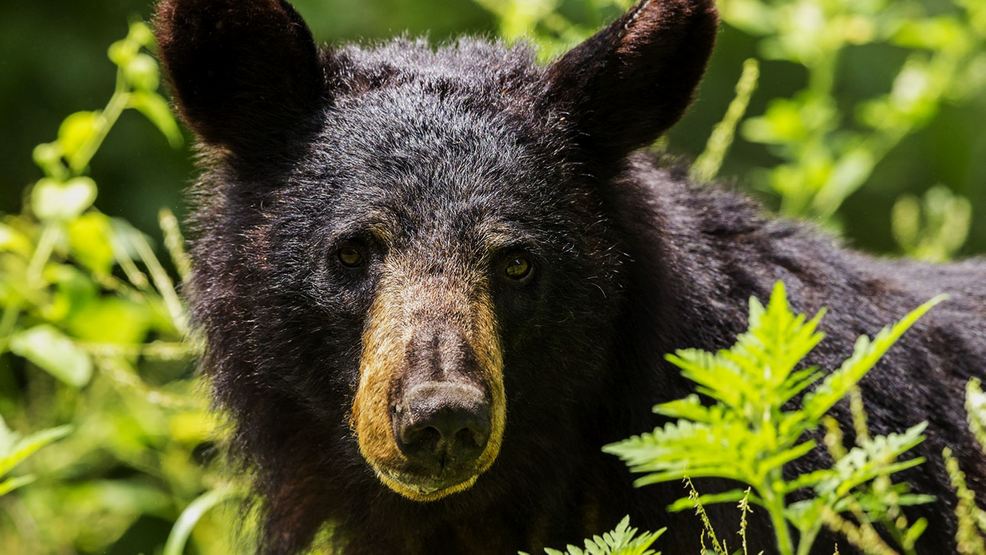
(305, 85), (562, 213)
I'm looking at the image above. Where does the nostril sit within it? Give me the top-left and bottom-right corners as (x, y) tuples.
(455, 426), (488, 450)
(394, 382), (492, 469)
(401, 425), (442, 451)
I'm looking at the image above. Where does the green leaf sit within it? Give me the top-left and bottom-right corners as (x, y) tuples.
(666, 488), (759, 513)
(129, 91), (183, 148)
(525, 516), (664, 555)
(9, 325), (93, 387)
(0, 423), (72, 479)
(0, 475), (37, 497)
(0, 223), (32, 256)
(163, 490), (237, 555)
(42, 264), (99, 323)
(802, 296), (946, 421)
(57, 111), (100, 164)
(815, 423), (928, 500)
(66, 297), (152, 344)
(31, 177), (98, 222)
(108, 39), (139, 67)
(124, 54), (160, 91)
(67, 213), (116, 274)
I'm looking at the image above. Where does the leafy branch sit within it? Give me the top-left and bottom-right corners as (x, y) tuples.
(605, 282), (943, 555)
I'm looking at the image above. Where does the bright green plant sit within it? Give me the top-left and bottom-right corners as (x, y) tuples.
(0, 415), (70, 498)
(691, 58), (762, 183)
(471, 0), (633, 60)
(941, 379), (986, 555)
(605, 282), (943, 555)
(728, 0), (985, 228)
(474, 0), (982, 257)
(521, 516), (664, 555)
(0, 21), (239, 555)
(892, 185), (973, 263)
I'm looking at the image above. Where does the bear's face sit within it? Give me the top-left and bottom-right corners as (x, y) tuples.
(156, 0), (717, 504)
(256, 81), (627, 499)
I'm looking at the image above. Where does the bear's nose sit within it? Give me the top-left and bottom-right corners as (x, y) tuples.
(394, 382), (491, 471)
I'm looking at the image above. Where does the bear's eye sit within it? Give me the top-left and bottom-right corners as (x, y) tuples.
(504, 255), (533, 282)
(338, 245), (366, 268)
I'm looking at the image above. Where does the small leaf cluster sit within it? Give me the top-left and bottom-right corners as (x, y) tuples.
(521, 516), (664, 555)
(605, 282), (943, 555)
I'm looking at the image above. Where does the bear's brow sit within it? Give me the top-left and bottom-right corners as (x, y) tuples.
(480, 222), (541, 255)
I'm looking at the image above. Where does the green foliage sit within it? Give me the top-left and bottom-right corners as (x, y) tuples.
(691, 58), (762, 184)
(729, 0), (985, 228)
(520, 516), (664, 555)
(476, 0), (983, 257)
(944, 447), (986, 555)
(0, 415), (70, 498)
(472, 0), (633, 59)
(968, 379), (986, 451)
(0, 21), (239, 555)
(893, 185), (974, 262)
(942, 379), (986, 555)
(605, 282), (942, 555)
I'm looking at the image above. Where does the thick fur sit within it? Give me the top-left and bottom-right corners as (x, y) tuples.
(155, 0), (986, 553)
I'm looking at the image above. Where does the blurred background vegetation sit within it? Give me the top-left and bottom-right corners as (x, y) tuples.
(0, 0), (983, 554)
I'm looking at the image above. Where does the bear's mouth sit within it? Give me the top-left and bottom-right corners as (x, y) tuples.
(373, 464), (480, 501)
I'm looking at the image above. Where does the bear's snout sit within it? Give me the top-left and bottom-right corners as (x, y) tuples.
(394, 382), (492, 472)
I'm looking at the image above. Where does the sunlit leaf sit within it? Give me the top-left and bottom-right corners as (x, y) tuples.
(31, 177), (98, 222)
(9, 325), (93, 387)
(523, 516), (663, 555)
(802, 296), (945, 421)
(0, 423), (72, 479)
(0, 223), (32, 256)
(67, 212), (116, 274)
(125, 54), (160, 91)
(66, 297), (152, 344)
(163, 490), (237, 555)
(129, 91), (183, 148)
(0, 475), (36, 497)
(56, 111), (100, 163)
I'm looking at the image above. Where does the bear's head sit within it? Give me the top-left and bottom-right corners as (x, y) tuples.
(155, 0), (717, 545)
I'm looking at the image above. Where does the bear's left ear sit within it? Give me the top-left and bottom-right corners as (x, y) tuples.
(545, 0), (718, 160)
(155, 0), (328, 159)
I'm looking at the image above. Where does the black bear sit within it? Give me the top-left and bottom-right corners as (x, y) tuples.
(154, 0), (986, 553)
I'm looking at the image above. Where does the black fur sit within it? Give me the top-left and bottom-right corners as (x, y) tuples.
(155, 0), (986, 553)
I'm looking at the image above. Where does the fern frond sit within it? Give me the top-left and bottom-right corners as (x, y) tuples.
(524, 516), (664, 555)
(802, 295), (946, 422)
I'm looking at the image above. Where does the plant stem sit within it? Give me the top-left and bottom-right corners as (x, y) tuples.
(70, 69), (130, 173)
(26, 224), (60, 284)
(129, 230), (189, 334)
(763, 477), (796, 555)
(796, 523), (823, 555)
(0, 302), (21, 349)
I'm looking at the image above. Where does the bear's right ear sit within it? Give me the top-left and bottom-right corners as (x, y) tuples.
(155, 0), (327, 158)
(545, 0), (718, 161)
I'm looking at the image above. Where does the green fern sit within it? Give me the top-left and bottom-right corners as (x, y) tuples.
(605, 282), (943, 555)
(520, 516), (664, 555)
